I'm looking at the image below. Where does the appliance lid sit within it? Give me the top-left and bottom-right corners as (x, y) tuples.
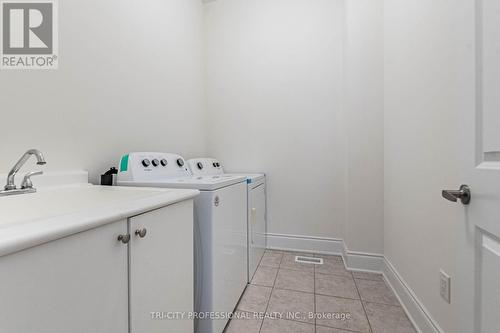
(118, 175), (246, 191)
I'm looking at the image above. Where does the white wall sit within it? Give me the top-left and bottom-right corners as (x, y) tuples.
(384, 0), (465, 331)
(343, 0), (384, 254)
(0, 1), (467, 329)
(204, 0), (347, 240)
(0, 0), (206, 183)
(0, 0), (384, 256)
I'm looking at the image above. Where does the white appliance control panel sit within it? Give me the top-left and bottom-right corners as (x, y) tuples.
(117, 152), (191, 182)
(187, 158), (224, 176)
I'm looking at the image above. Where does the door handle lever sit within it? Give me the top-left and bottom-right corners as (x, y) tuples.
(442, 185), (471, 205)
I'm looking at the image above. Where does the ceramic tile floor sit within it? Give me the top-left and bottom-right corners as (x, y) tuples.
(225, 250), (416, 333)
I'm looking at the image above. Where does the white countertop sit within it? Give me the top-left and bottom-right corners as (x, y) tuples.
(0, 183), (199, 257)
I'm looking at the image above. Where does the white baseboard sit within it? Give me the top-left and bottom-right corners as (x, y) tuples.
(382, 258), (443, 333)
(344, 249), (384, 272)
(265, 232), (442, 333)
(266, 233), (344, 255)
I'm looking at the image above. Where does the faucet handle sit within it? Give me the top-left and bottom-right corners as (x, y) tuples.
(21, 171), (43, 189)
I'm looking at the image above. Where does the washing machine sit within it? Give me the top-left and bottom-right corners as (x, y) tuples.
(187, 158), (266, 283)
(117, 153), (247, 333)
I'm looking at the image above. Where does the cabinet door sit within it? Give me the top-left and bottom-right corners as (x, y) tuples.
(0, 220), (129, 333)
(129, 200), (194, 333)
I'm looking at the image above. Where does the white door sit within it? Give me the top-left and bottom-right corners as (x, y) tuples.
(129, 201), (194, 333)
(0, 220), (129, 333)
(452, 1), (500, 332)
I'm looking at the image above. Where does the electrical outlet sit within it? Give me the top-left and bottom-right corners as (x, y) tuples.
(439, 270), (451, 303)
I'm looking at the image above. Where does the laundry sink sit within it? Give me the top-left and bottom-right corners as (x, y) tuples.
(0, 184), (181, 227)
(0, 182), (199, 256)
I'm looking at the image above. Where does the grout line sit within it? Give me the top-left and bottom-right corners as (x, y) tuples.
(313, 292), (361, 301)
(353, 277), (384, 282)
(231, 310), (319, 331)
(272, 286), (314, 295)
(229, 250), (275, 332)
(240, 250), (401, 332)
(363, 300), (407, 308)
(257, 250), (283, 333)
(316, 323), (365, 333)
(266, 316), (316, 328)
(353, 275), (374, 333)
(354, 278), (404, 307)
(362, 299), (406, 307)
(316, 272), (356, 281)
(278, 268), (315, 273)
(259, 265), (280, 269)
(316, 272), (354, 279)
(272, 257), (281, 288)
(250, 265), (279, 288)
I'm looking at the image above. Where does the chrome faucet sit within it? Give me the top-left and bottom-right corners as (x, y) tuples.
(1, 149), (46, 196)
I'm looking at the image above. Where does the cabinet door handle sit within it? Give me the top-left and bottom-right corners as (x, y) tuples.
(117, 234), (130, 244)
(135, 228), (147, 238)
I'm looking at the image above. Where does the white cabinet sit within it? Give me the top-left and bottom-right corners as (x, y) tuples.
(0, 200), (194, 333)
(0, 220), (129, 333)
(129, 200), (194, 333)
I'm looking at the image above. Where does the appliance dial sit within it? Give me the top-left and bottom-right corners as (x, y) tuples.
(197, 162), (204, 170)
(177, 158), (184, 167)
(152, 159), (159, 167)
(141, 159), (151, 167)
(160, 159), (168, 166)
